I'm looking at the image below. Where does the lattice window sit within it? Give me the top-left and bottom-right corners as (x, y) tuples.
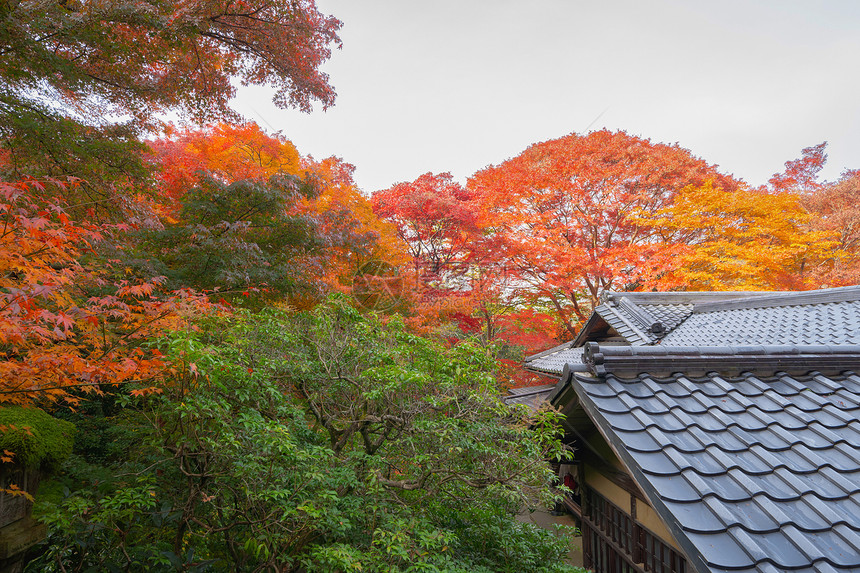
(586, 488), (635, 555)
(583, 520), (642, 573)
(583, 487), (686, 573)
(636, 526), (686, 573)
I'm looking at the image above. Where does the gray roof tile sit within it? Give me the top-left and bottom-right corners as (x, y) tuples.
(521, 288), (860, 571)
(648, 472), (701, 502)
(724, 498), (784, 532)
(526, 288), (860, 377)
(571, 368), (860, 572)
(503, 384), (557, 410)
(667, 499), (726, 532)
(522, 344), (585, 376)
(595, 300), (668, 345)
(662, 301), (860, 347)
(640, 302), (694, 330)
(727, 526), (810, 567)
(686, 530), (757, 568)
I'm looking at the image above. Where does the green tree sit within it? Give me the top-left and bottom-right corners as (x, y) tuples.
(130, 172), (374, 302)
(32, 299), (580, 572)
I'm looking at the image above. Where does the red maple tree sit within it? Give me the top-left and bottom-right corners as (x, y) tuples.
(469, 130), (738, 336)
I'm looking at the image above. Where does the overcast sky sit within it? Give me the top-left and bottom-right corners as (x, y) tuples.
(231, 0), (860, 194)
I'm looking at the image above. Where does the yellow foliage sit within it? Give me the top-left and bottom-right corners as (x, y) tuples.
(641, 183), (841, 290)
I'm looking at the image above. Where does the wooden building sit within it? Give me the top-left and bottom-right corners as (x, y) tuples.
(512, 287), (860, 573)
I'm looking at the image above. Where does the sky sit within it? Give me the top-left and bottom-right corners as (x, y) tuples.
(231, 0), (860, 194)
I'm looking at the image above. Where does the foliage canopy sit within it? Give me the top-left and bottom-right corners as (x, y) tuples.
(32, 300), (579, 572)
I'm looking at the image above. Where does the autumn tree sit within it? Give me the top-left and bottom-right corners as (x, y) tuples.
(0, 0), (342, 218)
(371, 172), (520, 340)
(0, 178), (209, 407)
(0, 1), (340, 119)
(141, 124), (388, 305)
(469, 130), (738, 337)
(804, 169), (860, 285)
(371, 173), (476, 331)
(305, 156), (409, 306)
(136, 173), (343, 300)
(148, 123), (304, 211)
(768, 142), (827, 194)
(641, 182), (838, 290)
(372, 172), (480, 286)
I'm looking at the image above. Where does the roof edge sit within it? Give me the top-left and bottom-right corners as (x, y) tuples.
(570, 311), (607, 347)
(523, 340), (574, 363)
(597, 303), (653, 345)
(568, 373), (711, 573)
(582, 342), (860, 376)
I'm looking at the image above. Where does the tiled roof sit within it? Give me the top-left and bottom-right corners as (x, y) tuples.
(594, 302), (661, 345)
(524, 287), (860, 376)
(569, 349), (860, 573)
(505, 384), (557, 410)
(581, 343), (860, 378)
(570, 345), (860, 572)
(639, 302), (695, 331)
(523, 343), (585, 376)
(520, 287), (860, 572)
(595, 290), (776, 345)
(663, 300), (860, 346)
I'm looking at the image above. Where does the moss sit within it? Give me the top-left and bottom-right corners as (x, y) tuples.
(0, 407), (75, 469)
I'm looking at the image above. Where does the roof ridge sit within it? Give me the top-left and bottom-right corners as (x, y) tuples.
(692, 285), (860, 313)
(597, 343), (860, 354)
(602, 290), (780, 304)
(615, 297), (667, 337)
(600, 301), (655, 344)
